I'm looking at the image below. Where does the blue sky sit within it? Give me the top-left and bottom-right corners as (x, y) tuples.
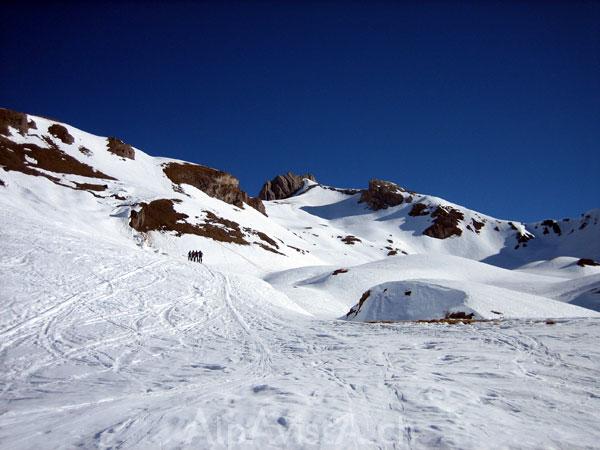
(1, 1), (598, 222)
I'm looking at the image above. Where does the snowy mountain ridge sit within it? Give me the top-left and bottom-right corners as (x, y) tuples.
(1, 106), (600, 320)
(1, 106), (598, 276)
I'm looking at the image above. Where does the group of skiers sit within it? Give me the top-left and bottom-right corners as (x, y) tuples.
(188, 250), (203, 263)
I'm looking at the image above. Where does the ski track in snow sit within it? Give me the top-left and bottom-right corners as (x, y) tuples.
(1, 212), (599, 449)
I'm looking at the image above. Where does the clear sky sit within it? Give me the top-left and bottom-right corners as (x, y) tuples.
(1, 1), (598, 222)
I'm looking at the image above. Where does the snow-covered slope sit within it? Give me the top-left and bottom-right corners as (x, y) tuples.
(0, 108), (325, 276)
(2, 107), (600, 448)
(264, 180), (600, 268)
(2, 107), (598, 279)
(2, 207), (600, 449)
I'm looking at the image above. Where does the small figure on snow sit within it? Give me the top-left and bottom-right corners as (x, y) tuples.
(188, 250), (203, 263)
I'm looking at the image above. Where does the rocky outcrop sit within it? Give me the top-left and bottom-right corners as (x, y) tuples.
(48, 124), (74, 145)
(409, 203), (429, 217)
(577, 258), (600, 267)
(346, 290), (371, 318)
(0, 108), (35, 136)
(258, 172), (316, 200)
(107, 137), (135, 160)
(339, 235), (361, 245)
(130, 199), (249, 244)
(129, 199), (280, 253)
(541, 219), (561, 236)
(0, 134), (114, 183)
(423, 206), (464, 239)
(163, 162), (266, 215)
(359, 179), (409, 210)
(471, 219), (485, 233)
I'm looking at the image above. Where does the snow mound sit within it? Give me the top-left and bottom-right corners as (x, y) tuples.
(344, 279), (600, 322)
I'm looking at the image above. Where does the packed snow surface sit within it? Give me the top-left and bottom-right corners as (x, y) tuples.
(1, 111), (600, 448)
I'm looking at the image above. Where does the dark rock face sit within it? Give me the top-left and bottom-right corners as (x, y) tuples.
(359, 179), (408, 210)
(516, 231), (534, 244)
(0, 108), (34, 136)
(0, 134), (114, 183)
(130, 199), (249, 244)
(577, 258), (600, 267)
(129, 199), (280, 253)
(346, 290), (371, 318)
(445, 311), (474, 320)
(541, 219), (562, 236)
(339, 235), (361, 245)
(107, 137), (135, 160)
(258, 172), (316, 200)
(423, 206), (464, 239)
(163, 162), (266, 215)
(409, 203), (429, 217)
(48, 124), (74, 145)
(471, 219), (485, 233)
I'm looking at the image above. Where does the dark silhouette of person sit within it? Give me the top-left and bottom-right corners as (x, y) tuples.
(198, 250), (203, 263)
(188, 250), (192, 261)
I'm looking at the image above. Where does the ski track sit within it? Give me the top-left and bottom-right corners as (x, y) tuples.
(1, 216), (600, 449)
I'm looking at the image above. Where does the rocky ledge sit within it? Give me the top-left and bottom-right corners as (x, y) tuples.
(359, 179), (412, 211)
(163, 162), (266, 215)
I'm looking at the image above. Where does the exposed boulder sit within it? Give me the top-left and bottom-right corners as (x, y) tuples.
(423, 206), (464, 239)
(48, 124), (74, 145)
(471, 219), (485, 233)
(577, 258), (600, 267)
(339, 235), (361, 245)
(107, 137), (135, 160)
(258, 172), (316, 200)
(359, 179), (408, 210)
(0, 108), (34, 136)
(163, 162), (266, 215)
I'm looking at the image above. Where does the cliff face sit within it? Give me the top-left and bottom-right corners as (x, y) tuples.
(258, 172), (316, 201)
(163, 162), (266, 215)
